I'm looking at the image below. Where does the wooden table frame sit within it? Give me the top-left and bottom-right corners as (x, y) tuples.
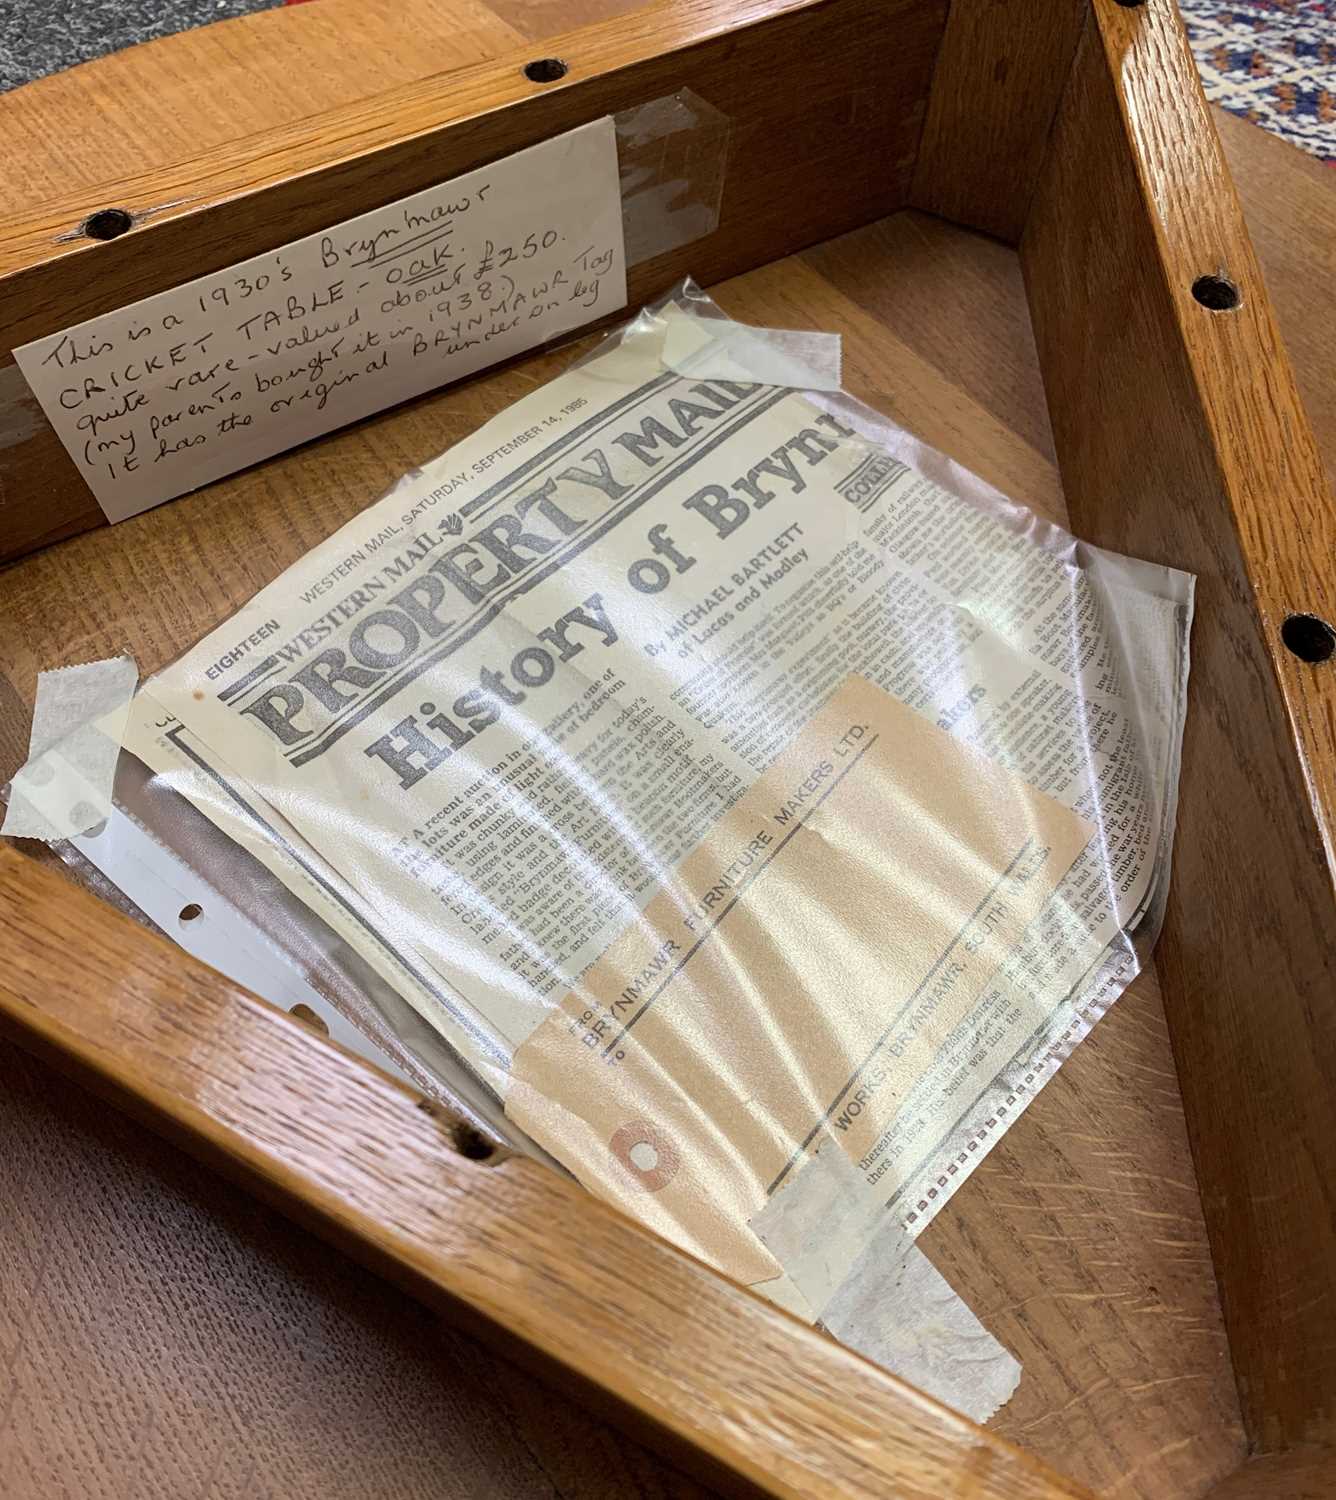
(2, 1), (1334, 1494)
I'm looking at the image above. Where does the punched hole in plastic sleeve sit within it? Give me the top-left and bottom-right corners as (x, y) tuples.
(60, 796), (420, 1087)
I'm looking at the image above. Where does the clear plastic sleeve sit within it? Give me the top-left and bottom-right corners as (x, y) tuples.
(45, 279), (1192, 1339)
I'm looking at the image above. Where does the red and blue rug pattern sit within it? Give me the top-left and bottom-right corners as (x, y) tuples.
(1179, 0), (1336, 163)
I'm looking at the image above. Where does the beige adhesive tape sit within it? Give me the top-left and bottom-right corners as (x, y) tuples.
(748, 1137), (1021, 1420)
(749, 1133), (877, 1313)
(2, 656), (138, 842)
(661, 315), (843, 390)
(822, 1242), (1022, 1424)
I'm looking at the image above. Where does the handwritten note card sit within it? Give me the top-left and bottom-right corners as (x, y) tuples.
(16, 119), (627, 522)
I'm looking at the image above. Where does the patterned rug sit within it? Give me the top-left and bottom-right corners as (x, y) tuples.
(1180, 0), (1336, 162)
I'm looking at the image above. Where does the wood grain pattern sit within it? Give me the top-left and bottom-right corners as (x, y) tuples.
(910, 0), (1087, 242)
(0, 234), (1246, 1499)
(802, 210), (1058, 459)
(0, 842), (1096, 1500)
(0, 0), (945, 562)
(1215, 109), (1336, 496)
(0, 0), (524, 201)
(0, 14), (710, 1500)
(1021, 0), (1336, 1452)
(486, 0), (650, 32)
(749, 249), (1244, 1500)
(4, 0), (1332, 1489)
(1203, 1448), (1336, 1500)
(0, 1035), (714, 1500)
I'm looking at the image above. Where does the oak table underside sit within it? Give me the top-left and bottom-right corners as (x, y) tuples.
(4, 3), (1333, 1497)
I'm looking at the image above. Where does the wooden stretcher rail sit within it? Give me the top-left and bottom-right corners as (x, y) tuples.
(0, 0), (944, 561)
(0, 845), (1094, 1500)
(3, 0), (1336, 1487)
(1020, 0), (1336, 1452)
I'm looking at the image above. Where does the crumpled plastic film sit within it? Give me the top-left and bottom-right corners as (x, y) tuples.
(662, 312), (843, 390)
(2, 655), (138, 841)
(54, 281), (1196, 1420)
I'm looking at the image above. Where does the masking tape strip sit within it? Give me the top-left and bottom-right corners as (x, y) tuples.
(822, 1242), (1022, 1425)
(2, 656), (138, 842)
(751, 1141), (1020, 1421)
(661, 314), (843, 390)
(750, 1134), (878, 1312)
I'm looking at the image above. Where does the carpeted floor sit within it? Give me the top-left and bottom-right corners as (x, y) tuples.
(0, 0), (279, 93)
(0, 0), (1333, 163)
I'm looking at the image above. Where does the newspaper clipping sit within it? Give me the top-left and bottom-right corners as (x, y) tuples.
(130, 287), (1193, 1320)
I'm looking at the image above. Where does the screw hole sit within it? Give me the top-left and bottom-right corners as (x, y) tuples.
(178, 902), (203, 924)
(288, 1002), (331, 1036)
(450, 1122), (497, 1161)
(523, 57), (567, 83)
(1191, 274), (1241, 311)
(1112, 0), (1147, 8)
(1281, 613), (1336, 664)
(82, 208), (135, 241)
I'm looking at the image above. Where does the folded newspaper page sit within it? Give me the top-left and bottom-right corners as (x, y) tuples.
(129, 283), (1193, 1322)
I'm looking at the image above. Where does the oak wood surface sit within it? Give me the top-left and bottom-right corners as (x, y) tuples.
(0, 0), (525, 200)
(750, 249), (1243, 1500)
(1214, 108), (1336, 492)
(1203, 1448), (1336, 1500)
(4, 0), (1333, 1494)
(910, 0), (1087, 242)
(0, 0), (945, 561)
(0, 236), (1246, 1499)
(0, 1032), (715, 1500)
(486, 0), (649, 33)
(1021, 0), (1336, 1452)
(0, 842), (1099, 1500)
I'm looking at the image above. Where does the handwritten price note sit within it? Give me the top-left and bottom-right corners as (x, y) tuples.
(16, 119), (627, 522)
